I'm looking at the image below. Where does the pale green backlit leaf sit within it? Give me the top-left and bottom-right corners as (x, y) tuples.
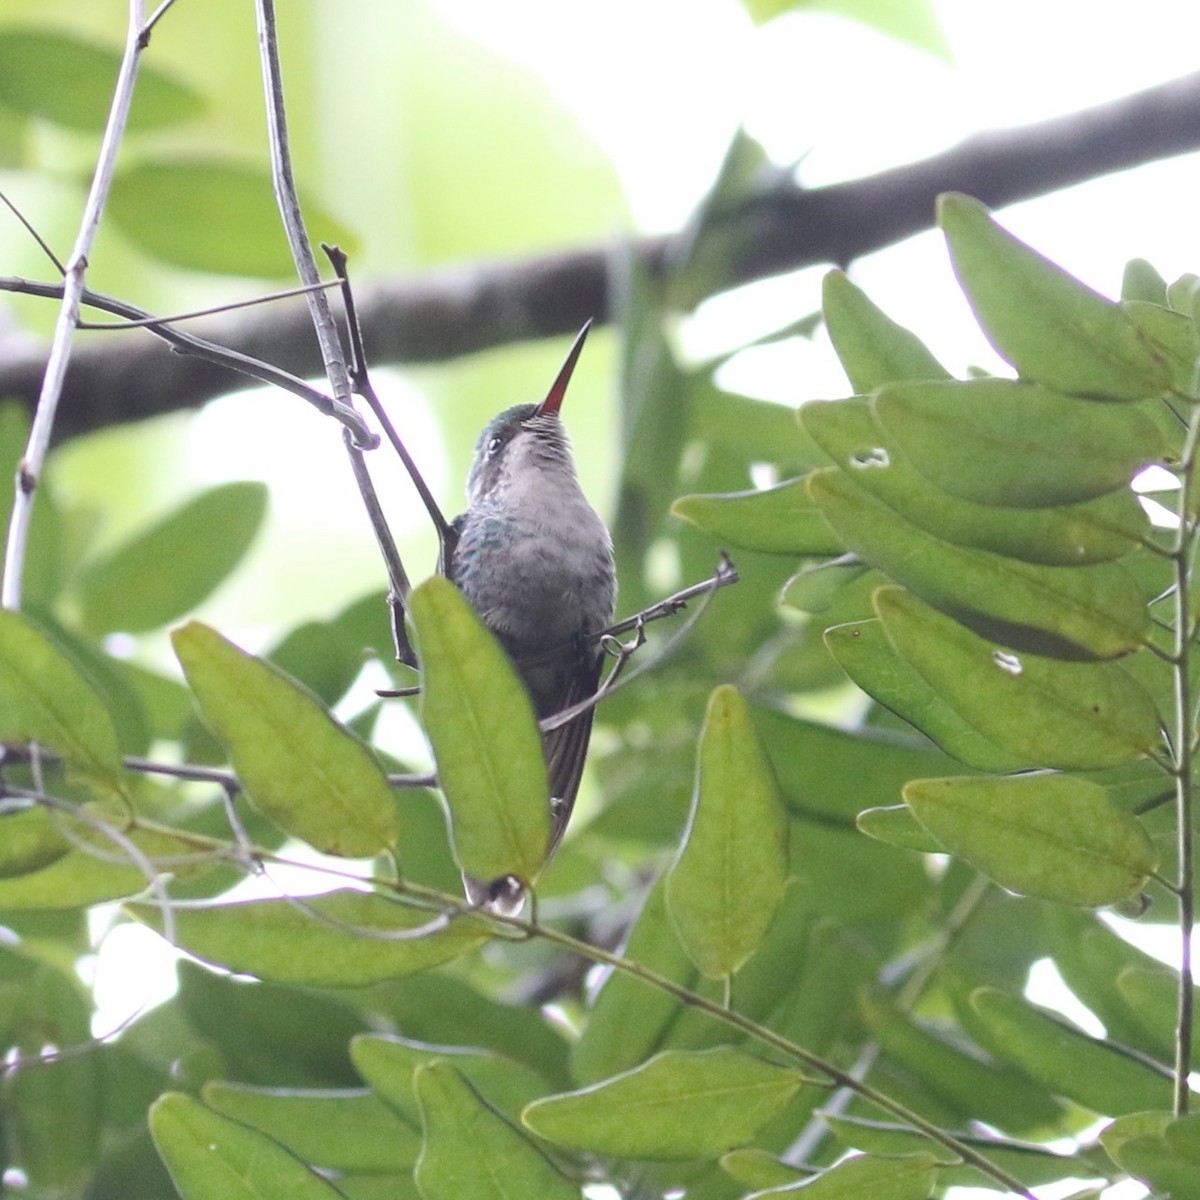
(127, 890), (486, 986)
(800, 397), (1150, 566)
(667, 686), (789, 980)
(745, 1151), (940, 1198)
(807, 468), (1151, 659)
(173, 622), (397, 858)
(969, 988), (1176, 1115)
(109, 160), (358, 278)
(873, 586), (1159, 769)
(940, 193), (1172, 401)
(0, 30), (203, 132)
(873, 379), (1165, 507)
(409, 577), (549, 886)
(522, 1047), (803, 1160)
(0, 610), (124, 797)
(671, 478), (843, 555)
(823, 619), (1028, 772)
(79, 483), (267, 635)
(413, 1062), (577, 1200)
(149, 1092), (344, 1199)
(822, 269), (951, 391)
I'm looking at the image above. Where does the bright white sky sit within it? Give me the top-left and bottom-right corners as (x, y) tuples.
(96, 5), (1200, 1192)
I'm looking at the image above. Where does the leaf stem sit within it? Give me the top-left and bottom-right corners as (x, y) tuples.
(1169, 399), (1200, 1114)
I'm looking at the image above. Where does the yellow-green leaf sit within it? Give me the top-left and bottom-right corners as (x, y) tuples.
(940, 193), (1172, 401)
(409, 577), (549, 887)
(873, 586), (1159, 769)
(173, 622), (397, 858)
(413, 1062), (577, 1200)
(127, 890), (486, 986)
(671, 479), (843, 555)
(149, 1092), (344, 1200)
(667, 686), (789, 980)
(745, 1151), (939, 1199)
(0, 610), (124, 797)
(522, 1047), (803, 1160)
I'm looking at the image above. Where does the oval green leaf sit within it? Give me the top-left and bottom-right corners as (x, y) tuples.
(667, 686), (789, 980)
(414, 1062), (577, 1200)
(409, 577), (549, 887)
(149, 1091), (344, 1200)
(173, 622), (397, 858)
(801, 396), (1148, 566)
(968, 987), (1177, 1115)
(746, 1152), (940, 1199)
(201, 1083), (420, 1173)
(874, 586), (1160, 770)
(671, 478), (843, 555)
(127, 890), (486, 986)
(807, 467), (1150, 659)
(0, 610), (124, 797)
(0, 806), (71, 878)
(822, 269), (951, 392)
(108, 159), (359, 278)
(874, 379), (1165, 507)
(78, 482), (267, 635)
(823, 619), (1028, 772)
(0, 29), (203, 132)
(352, 1034), (549, 1125)
(939, 193), (1172, 401)
(904, 775), (1158, 906)
(522, 1047), (803, 1160)
(855, 805), (944, 853)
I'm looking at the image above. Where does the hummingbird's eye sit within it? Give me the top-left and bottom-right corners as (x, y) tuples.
(486, 436), (502, 457)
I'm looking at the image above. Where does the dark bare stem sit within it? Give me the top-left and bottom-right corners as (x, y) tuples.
(76, 277), (345, 330)
(0, 276), (370, 438)
(0, 188), (65, 274)
(1, 0), (148, 610)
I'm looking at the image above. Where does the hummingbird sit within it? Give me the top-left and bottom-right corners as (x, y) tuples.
(446, 321), (616, 904)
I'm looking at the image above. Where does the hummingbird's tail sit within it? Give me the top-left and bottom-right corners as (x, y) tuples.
(543, 649), (604, 857)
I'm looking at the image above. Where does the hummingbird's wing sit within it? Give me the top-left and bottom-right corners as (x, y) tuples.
(543, 649), (604, 858)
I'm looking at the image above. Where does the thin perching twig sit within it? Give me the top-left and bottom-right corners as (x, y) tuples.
(1, 0), (149, 611)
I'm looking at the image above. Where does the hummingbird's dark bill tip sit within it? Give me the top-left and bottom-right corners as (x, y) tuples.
(537, 319), (593, 416)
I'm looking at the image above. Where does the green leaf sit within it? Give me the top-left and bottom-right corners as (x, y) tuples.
(825, 1115), (1098, 1188)
(873, 379), (1165, 507)
(522, 1047), (803, 1160)
(822, 269), (951, 391)
(968, 988), (1177, 1115)
(1122, 258), (1168, 304)
(0, 29), (203, 132)
(905, 775), (1157, 906)
(413, 1062), (577, 1200)
(0, 807), (71, 878)
(939, 193), (1172, 400)
(149, 1091), (345, 1199)
(872, 586), (1160, 769)
(409, 577), (549, 887)
(719, 1148), (809, 1191)
(671, 478), (843, 555)
(807, 468), (1151, 659)
(352, 1034), (549, 1125)
(127, 890), (487, 986)
(742, 0), (951, 59)
(201, 1083), (420, 1172)
(744, 1151), (940, 1199)
(824, 619), (1027, 771)
(855, 805), (943, 852)
(800, 396), (1149, 566)
(0, 820), (214, 910)
(173, 622), (397, 858)
(108, 159), (358, 278)
(1102, 1112), (1200, 1200)
(666, 686), (788, 980)
(78, 482), (267, 635)
(1122, 301), (1200, 394)
(0, 610), (124, 797)
(751, 704), (992, 820)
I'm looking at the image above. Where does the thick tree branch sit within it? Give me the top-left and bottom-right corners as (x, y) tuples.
(3, 70), (1200, 440)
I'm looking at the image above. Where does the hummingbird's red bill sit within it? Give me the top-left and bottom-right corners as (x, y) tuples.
(536, 319), (593, 417)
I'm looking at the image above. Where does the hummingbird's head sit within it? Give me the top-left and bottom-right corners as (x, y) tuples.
(466, 321), (591, 506)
